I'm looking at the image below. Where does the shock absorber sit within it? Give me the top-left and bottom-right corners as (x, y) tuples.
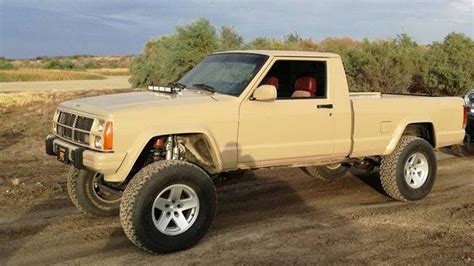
(165, 135), (181, 160)
(165, 136), (174, 160)
(172, 135), (180, 160)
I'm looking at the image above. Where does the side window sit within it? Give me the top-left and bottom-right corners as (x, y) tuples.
(259, 60), (327, 99)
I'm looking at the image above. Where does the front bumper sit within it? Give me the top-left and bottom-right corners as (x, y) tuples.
(45, 134), (127, 175)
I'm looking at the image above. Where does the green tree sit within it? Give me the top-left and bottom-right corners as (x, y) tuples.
(129, 19), (473, 96)
(341, 35), (423, 93)
(219, 26), (244, 50)
(285, 32), (301, 44)
(129, 19), (218, 87)
(417, 32), (474, 95)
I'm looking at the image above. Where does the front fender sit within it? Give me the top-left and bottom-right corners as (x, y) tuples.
(103, 124), (224, 182)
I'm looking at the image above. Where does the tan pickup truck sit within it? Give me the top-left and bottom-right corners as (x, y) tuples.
(45, 50), (467, 253)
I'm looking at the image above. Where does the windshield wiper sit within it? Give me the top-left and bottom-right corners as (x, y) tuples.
(192, 83), (216, 93)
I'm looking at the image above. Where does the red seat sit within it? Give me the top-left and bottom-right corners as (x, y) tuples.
(263, 76), (279, 89)
(292, 77), (317, 97)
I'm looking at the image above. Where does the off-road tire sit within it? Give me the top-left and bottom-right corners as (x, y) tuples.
(67, 167), (121, 217)
(380, 136), (437, 201)
(451, 144), (474, 157)
(120, 160), (217, 254)
(303, 164), (349, 180)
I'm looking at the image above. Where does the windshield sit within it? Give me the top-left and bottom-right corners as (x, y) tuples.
(178, 53), (268, 96)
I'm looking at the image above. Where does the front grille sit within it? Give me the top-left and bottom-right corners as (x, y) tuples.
(75, 116), (94, 131)
(56, 111), (94, 145)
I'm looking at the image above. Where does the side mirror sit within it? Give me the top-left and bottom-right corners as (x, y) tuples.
(252, 85), (277, 102)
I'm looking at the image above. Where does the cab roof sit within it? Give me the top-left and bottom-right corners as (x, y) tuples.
(214, 50), (340, 58)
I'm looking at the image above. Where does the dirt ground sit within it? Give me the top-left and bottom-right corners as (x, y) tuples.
(0, 90), (473, 265)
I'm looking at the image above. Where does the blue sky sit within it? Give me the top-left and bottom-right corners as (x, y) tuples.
(1, 0), (473, 58)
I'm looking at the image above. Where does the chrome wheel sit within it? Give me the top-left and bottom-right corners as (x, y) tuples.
(91, 172), (122, 204)
(152, 184), (200, 236)
(404, 152), (429, 189)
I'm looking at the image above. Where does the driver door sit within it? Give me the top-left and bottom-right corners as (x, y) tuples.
(237, 59), (335, 168)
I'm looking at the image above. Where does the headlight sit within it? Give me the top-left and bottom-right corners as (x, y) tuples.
(98, 120), (105, 132)
(95, 136), (102, 149)
(93, 120), (113, 150)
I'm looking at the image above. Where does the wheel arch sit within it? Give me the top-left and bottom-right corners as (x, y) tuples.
(109, 131), (223, 184)
(384, 121), (436, 155)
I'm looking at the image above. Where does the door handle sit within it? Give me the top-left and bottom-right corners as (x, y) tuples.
(317, 104), (333, 109)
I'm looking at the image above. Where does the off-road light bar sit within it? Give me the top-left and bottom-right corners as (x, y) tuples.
(148, 86), (174, 93)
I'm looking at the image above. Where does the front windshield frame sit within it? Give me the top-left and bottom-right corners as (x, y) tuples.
(178, 53), (269, 97)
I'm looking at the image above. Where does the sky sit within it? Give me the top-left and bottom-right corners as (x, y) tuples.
(0, 0), (473, 59)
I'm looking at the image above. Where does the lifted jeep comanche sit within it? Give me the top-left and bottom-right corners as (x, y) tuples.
(45, 50), (466, 253)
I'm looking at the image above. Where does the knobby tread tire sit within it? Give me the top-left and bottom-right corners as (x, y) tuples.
(120, 160), (217, 254)
(67, 167), (87, 214)
(380, 136), (435, 201)
(67, 167), (120, 217)
(303, 165), (349, 180)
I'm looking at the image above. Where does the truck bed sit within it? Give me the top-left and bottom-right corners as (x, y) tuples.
(348, 93), (465, 157)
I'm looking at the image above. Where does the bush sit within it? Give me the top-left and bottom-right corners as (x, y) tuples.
(43, 59), (77, 70)
(0, 57), (15, 70)
(414, 33), (474, 96)
(80, 61), (101, 69)
(130, 19), (220, 87)
(130, 19), (473, 96)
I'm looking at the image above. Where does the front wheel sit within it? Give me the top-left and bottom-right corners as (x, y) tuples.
(120, 160), (217, 254)
(67, 167), (122, 217)
(380, 136), (437, 201)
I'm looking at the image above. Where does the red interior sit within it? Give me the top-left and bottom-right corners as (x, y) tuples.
(294, 77), (317, 95)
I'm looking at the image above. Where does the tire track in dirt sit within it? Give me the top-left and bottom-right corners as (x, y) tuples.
(0, 156), (473, 265)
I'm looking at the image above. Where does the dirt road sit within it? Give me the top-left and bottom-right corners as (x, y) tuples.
(0, 90), (473, 264)
(0, 76), (130, 92)
(1, 157), (473, 265)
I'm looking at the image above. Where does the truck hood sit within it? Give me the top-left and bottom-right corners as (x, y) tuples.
(59, 90), (232, 117)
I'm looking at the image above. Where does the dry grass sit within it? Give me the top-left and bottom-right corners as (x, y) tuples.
(0, 91), (70, 107)
(0, 88), (135, 108)
(0, 68), (106, 82)
(86, 68), (130, 76)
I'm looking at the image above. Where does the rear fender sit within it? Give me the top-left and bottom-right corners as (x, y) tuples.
(383, 119), (435, 155)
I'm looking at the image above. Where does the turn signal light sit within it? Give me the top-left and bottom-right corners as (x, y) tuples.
(103, 122), (113, 150)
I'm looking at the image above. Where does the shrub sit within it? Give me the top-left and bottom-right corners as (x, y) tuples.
(130, 19), (473, 96)
(129, 19), (219, 87)
(43, 59), (77, 70)
(414, 33), (474, 96)
(0, 57), (15, 70)
(219, 26), (244, 50)
(80, 61), (101, 69)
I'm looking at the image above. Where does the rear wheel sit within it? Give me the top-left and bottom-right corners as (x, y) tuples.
(67, 167), (122, 217)
(380, 136), (437, 201)
(120, 160), (217, 254)
(303, 164), (349, 180)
